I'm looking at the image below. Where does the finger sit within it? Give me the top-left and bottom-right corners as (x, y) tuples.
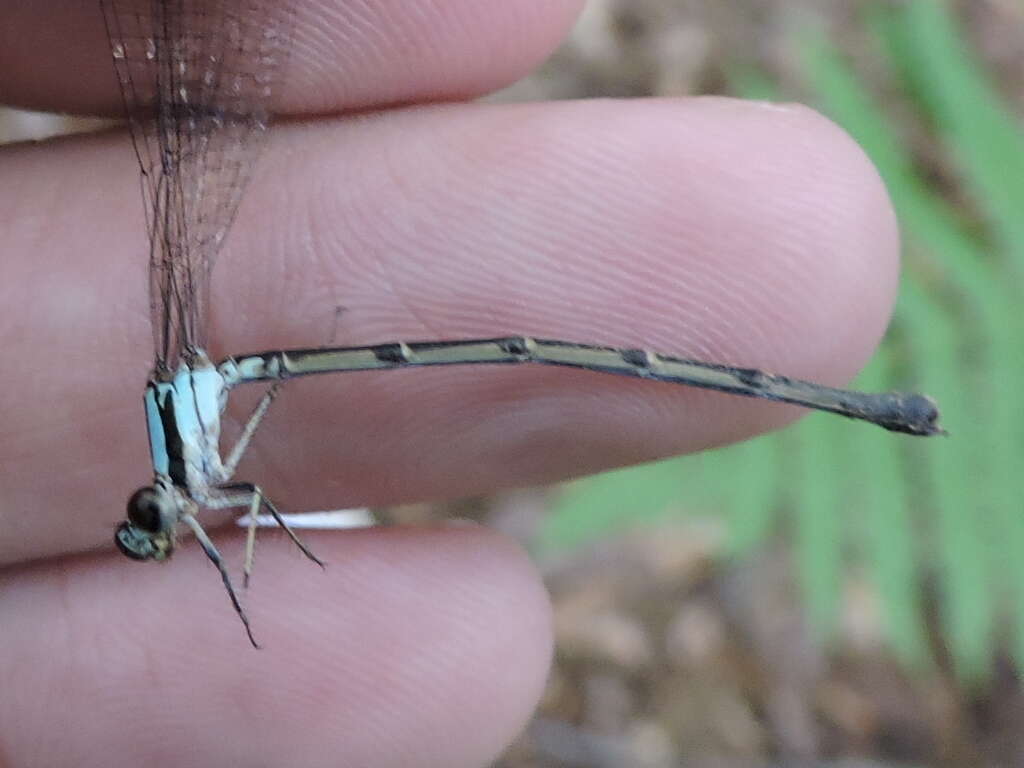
(0, 525), (552, 768)
(0, 97), (900, 564)
(0, 0), (584, 115)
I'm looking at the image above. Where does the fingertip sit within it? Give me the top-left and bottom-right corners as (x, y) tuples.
(773, 100), (901, 378)
(636, 96), (901, 382)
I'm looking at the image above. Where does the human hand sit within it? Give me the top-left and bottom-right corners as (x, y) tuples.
(0, 1), (900, 766)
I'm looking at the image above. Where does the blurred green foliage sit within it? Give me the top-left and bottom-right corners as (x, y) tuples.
(541, 0), (1023, 682)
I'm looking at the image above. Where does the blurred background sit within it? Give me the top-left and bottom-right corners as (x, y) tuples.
(4, 1), (1023, 765)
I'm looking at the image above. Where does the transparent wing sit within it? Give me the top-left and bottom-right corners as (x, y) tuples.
(100, 0), (294, 373)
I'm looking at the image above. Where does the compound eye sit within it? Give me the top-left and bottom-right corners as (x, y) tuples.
(126, 486), (172, 533)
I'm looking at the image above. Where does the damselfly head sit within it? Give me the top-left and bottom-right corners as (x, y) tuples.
(116, 484), (177, 561)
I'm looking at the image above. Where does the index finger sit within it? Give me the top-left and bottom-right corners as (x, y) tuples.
(0, 0), (584, 115)
(0, 98), (901, 566)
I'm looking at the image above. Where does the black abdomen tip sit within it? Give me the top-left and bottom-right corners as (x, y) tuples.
(892, 394), (944, 436)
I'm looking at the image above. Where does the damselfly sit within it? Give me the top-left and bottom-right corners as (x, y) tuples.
(101, 0), (942, 646)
